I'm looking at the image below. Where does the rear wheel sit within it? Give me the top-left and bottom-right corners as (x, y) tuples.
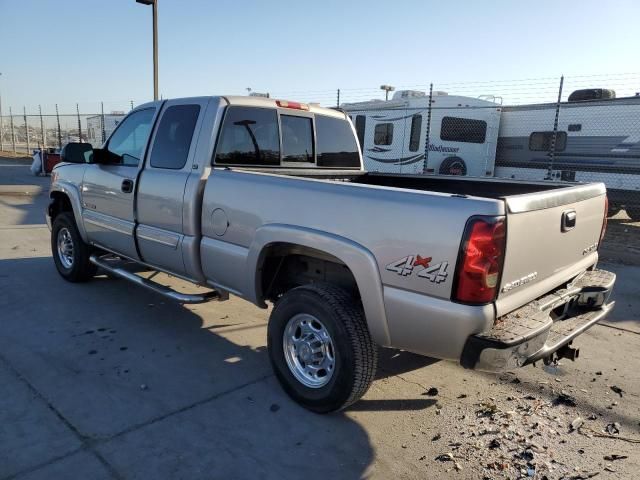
(51, 212), (97, 282)
(267, 283), (377, 413)
(439, 156), (467, 176)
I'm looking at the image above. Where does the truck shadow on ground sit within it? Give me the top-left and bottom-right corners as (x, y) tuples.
(0, 255), (437, 479)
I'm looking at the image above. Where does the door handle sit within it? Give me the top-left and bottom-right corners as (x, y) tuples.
(121, 179), (134, 193)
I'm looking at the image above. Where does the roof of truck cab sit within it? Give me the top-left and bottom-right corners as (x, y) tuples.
(223, 95), (346, 119)
(132, 96), (347, 119)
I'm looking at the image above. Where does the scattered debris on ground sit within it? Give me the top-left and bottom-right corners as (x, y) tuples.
(425, 387), (439, 396)
(420, 378), (639, 478)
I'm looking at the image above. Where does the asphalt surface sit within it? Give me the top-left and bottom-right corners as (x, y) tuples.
(1, 161), (639, 479)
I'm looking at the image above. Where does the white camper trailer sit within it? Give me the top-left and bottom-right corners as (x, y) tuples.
(495, 90), (640, 219)
(342, 90), (502, 176)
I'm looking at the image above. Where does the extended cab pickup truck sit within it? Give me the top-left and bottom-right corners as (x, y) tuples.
(48, 96), (615, 412)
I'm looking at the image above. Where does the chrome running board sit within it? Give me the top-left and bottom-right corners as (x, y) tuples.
(90, 254), (227, 304)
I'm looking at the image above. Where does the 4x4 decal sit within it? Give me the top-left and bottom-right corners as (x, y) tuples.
(386, 255), (449, 283)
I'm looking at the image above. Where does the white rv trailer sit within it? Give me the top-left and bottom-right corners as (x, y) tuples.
(342, 90), (502, 176)
(495, 92), (640, 219)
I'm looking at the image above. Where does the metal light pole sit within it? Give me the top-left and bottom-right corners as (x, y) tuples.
(136, 0), (159, 100)
(380, 84), (395, 101)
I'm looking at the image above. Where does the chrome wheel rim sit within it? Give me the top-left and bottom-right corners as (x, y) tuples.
(57, 227), (74, 269)
(283, 313), (336, 388)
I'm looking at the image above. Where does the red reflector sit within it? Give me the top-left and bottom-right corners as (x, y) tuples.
(454, 216), (506, 304)
(276, 100), (309, 111)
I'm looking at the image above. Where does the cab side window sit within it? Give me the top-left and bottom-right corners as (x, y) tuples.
(214, 107), (280, 166)
(150, 105), (201, 169)
(106, 108), (155, 166)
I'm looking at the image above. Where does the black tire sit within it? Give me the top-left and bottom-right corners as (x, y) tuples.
(51, 212), (97, 282)
(439, 156), (467, 175)
(626, 207), (640, 222)
(267, 283), (378, 413)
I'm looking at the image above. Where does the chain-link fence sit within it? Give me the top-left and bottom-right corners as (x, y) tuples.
(2, 74), (639, 219)
(301, 73), (639, 221)
(0, 101), (140, 155)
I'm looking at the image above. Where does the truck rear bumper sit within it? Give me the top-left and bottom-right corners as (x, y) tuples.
(460, 269), (616, 372)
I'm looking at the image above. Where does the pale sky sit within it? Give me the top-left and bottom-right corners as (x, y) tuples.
(1, 0), (639, 114)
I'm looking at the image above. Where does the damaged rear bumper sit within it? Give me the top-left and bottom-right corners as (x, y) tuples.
(460, 269), (616, 372)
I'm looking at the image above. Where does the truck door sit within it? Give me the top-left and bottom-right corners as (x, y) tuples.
(135, 98), (206, 276)
(82, 107), (158, 259)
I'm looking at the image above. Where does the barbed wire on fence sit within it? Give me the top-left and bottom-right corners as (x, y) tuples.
(1, 73), (639, 219)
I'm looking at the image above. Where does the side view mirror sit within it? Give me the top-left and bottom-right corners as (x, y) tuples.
(60, 142), (94, 164)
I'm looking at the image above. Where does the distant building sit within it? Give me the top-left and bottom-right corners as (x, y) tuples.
(86, 113), (125, 147)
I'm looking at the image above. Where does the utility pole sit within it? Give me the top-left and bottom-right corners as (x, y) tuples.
(136, 0), (159, 100)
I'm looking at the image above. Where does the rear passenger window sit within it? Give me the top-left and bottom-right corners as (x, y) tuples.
(374, 123), (393, 145)
(409, 114), (422, 151)
(316, 115), (360, 168)
(441, 116), (487, 144)
(150, 105), (200, 169)
(215, 107), (280, 166)
(281, 115), (314, 163)
(529, 131), (567, 151)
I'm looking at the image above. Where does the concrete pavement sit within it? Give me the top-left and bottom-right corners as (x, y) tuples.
(1, 164), (639, 479)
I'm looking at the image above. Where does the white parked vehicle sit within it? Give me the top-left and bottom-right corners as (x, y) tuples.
(495, 90), (640, 220)
(342, 90), (502, 176)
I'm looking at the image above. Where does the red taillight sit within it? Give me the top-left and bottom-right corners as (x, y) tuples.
(276, 100), (309, 111)
(599, 195), (608, 248)
(454, 216), (506, 304)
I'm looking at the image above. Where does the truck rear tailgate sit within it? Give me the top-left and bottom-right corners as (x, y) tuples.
(496, 183), (606, 317)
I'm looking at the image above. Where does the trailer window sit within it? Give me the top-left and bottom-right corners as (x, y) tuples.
(374, 123), (393, 145)
(355, 115), (366, 151)
(316, 115), (360, 168)
(281, 115), (314, 164)
(214, 107), (280, 166)
(529, 131), (567, 151)
(440, 116), (487, 144)
(409, 114), (422, 151)
(150, 104), (200, 169)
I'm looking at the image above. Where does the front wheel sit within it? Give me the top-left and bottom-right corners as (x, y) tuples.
(267, 283), (378, 413)
(51, 212), (97, 282)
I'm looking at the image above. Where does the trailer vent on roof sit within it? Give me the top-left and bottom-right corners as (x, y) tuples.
(392, 90), (426, 100)
(568, 89), (616, 102)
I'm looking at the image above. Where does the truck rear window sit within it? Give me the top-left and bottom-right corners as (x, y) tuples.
(281, 115), (314, 164)
(316, 115), (360, 168)
(215, 107), (280, 166)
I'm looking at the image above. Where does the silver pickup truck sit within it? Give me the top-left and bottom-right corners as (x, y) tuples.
(47, 95), (615, 413)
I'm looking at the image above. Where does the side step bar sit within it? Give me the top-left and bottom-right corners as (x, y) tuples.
(89, 254), (227, 304)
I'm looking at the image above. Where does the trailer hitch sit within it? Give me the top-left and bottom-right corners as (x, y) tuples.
(542, 343), (580, 366)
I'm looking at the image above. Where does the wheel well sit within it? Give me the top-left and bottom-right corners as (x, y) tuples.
(259, 243), (359, 303)
(49, 192), (73, 220)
